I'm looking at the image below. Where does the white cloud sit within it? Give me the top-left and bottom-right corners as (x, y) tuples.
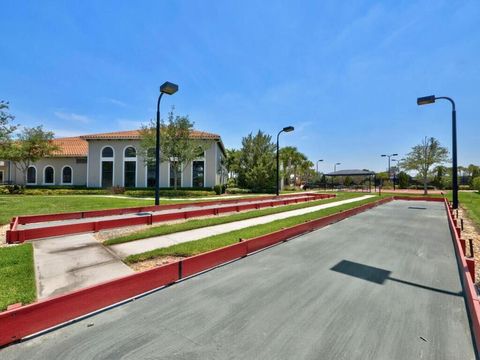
(54, 111), (92, 124)
(102, 98), (128, 107)
(116, 118), (148, 130)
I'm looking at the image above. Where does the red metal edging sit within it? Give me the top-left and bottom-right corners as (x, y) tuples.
(444, 199), (480, 352)
(0, 262), (179, 347)
(6, 194), (334, 243)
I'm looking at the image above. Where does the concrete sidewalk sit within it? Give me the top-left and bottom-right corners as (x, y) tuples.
(110, 195), (374, 258)
(33, 234), (133, 299)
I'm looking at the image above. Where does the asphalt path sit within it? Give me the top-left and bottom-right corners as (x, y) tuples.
(18, 194), (318, 230)
(2, 200), (475, 359)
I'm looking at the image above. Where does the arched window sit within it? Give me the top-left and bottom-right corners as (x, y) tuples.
(62, 166), (72, 184)
(124, 147), (136, 158)
(102, 147), (114, 158)
(44, 166), (54, 184)
(124, 146), (137, 187)
(27, 166), (37, 184)
(101, 146), (114, 188)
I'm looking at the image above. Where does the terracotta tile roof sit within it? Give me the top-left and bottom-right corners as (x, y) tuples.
(50, 129), (222, 157)
(80, 129), (220, 140)
(50, 137), (88, 157)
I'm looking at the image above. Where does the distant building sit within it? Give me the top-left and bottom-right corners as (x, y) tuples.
(0, 129), (227, 188)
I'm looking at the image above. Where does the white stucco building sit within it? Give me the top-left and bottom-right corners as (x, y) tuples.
(0, 129), (227, 188)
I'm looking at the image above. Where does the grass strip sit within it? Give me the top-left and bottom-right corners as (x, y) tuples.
(105, 193), (362, 246)
(0, 244), (36, 311)
(125, 195), (380, 263)
(459, 192), (480, 228)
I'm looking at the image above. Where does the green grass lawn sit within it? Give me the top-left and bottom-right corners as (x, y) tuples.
(105, 193), (363, 246)
(0, 195), (215, 225)
(0, 244), (36, 311)
(125, 195), (380, 264)
(459, 192), (480, 228)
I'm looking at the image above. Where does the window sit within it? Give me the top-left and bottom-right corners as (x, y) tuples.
(124, 147), (136, 158)
(44, 166), (54, 184)
(124, 162), (136, 187)
(146, 148), (156, 187)
(27, 166), (36, 184)
(62, 166), (72, 184)
(169, 161), (181, 187)
(102, 147), (113, 158)
(101, 161), (113, 188)
(192, 161), (205, 187)
(101, 146), (114, 188)
(123, 146), (136, 187)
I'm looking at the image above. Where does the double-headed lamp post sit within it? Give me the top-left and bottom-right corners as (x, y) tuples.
(316, 159), (324, 174)
(381, 153), (398, 190)
(155, 81), (178, 206)
(276, 126), (295, 196)
(417, 95), (458, 209)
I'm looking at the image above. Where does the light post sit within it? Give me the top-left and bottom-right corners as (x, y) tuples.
(334, 162), (341, 172)
(276, 126), (294, 196)
(391, 159), (399, 191)
(381, 153), (398, 190)
(155, 81), (178, 206)
(316, 159), (324, 176)
(417, 95), (458, 209)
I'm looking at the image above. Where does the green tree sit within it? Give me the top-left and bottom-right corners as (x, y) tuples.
(432, 165), (448, 189)
(139, 108), (208, 189)
(279, 146), (308, 187)
(0, 101), (18, 152)
(237, 131), (276, 191)
(225, 148), (241, 186)
(397, 171), (409, 189)
(2, 126), (58, 184)
(401, 137), (449, 195)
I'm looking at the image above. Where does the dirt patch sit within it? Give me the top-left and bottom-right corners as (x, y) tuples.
(129, 256), (185, 272)
(0, 224), (10, 247)
(457, 206), (480, 286)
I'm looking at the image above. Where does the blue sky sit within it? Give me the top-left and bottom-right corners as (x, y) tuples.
(1, 1), (479, 173)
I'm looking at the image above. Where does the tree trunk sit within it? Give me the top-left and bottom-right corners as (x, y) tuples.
(423, 174), (428, 195)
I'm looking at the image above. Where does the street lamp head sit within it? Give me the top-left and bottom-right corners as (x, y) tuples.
(392, 153), (398, 156)
(381, 154), (387, 157)
(283, 126), (294, 132)
(160, 81), (179, 95)
(318, 159), (324, 162)
(417, 95), (435, 106)
(336, 162), (341, 165)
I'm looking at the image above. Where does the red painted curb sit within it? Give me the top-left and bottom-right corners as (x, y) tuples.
(6, 194), (335, 243)
(0, 262), (179, 346)
(444, 198), (480, 352)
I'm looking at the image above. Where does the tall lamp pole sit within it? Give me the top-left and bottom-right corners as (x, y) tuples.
(316, 159), (324, 174)
(334, 162), (341, 172)
(417, 95), (458, 208)
(381, 153), (398, 190)
(276, 126), (295, 196)
(391, 159), (399, 191)
(155, 81), (178, 206)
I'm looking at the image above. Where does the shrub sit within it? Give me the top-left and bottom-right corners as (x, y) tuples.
(110, 186), (125, 194)
(213, 185), (222, 195)
(472, 177), (480, 192)
(225, 187), (252, 194)
(459, 185), (471, 191)
(0, 185), (25, 194)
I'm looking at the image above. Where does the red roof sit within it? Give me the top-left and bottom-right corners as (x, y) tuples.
(50, 130), (222, 157)
(80, 129), (220, 140)
(51, 137), (88, 157)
